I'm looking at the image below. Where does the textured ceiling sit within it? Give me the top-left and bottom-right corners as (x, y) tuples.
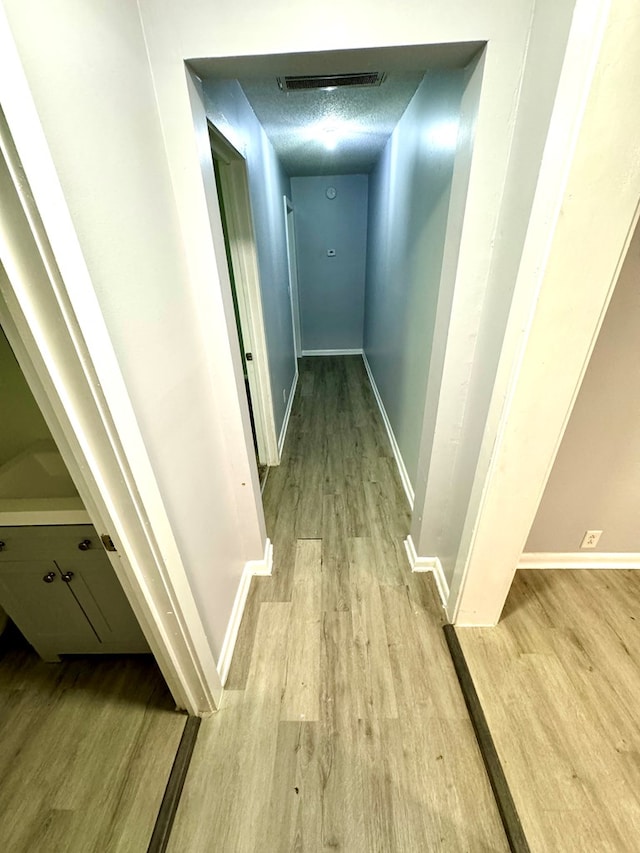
(191, 43), (483, 177)
(238, 73), (425, 176)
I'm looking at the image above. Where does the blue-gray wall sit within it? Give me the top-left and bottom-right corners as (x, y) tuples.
(364, 70), (466, 488)
(203, 80), (295, 438)
(291, 175), (368, 352)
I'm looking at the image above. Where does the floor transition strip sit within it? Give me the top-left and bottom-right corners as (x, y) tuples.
(147, 715), (202, 853)
(443, 624), (531, 853)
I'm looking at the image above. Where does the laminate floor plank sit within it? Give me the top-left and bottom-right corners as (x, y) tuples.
(457, 568), (640, 851)
(170, 356), (507, 851)
(0, 637), (184, 853)
(349, 537), (399, 721)
(335, 459), (370, 538)
(263, 721), (323, 852)
(233, 602), (293, 851)
(168, 604), (291, 853)
(281, 540), (322, 722)
(320, 493), (351, 613)
(318, 610), (366, 850)
(382, 583), (449, 714)
(357, 713), (403, 852)
(222, 576), (269, 689)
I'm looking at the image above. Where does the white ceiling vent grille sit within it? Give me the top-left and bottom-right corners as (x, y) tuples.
(277, 72), (386, 92)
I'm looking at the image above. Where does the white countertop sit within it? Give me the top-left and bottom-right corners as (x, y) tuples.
(0, 498), (90, 526)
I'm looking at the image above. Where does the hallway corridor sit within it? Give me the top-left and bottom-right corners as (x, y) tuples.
(168, 356), (507, 851)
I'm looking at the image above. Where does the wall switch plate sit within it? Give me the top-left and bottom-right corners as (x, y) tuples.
(580, 529), (603, 549)
(283, 388), (287, 403)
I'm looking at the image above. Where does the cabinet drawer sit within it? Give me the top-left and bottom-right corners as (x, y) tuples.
(0, 525), (101, 562)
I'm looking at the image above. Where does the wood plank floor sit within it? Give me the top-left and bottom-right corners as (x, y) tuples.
(0, 624), (185, 852)
(456, 569), (640, 851)
(169, 355), (507, 852)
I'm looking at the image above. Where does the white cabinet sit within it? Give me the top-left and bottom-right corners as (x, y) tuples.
(0, 524), (149, 661)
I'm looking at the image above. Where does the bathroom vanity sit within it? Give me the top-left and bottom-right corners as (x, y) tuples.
(0, 444), (149, 661)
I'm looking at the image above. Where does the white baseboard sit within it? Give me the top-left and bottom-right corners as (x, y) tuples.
(301, 348), (364, 356)
(404, 535), (449, 606)
(362, 352), (415, 509)
(519, 552), (640, 570)
(217, 538), (273, 686)
(247, 537), (273, 576)
(278, 368), (298, 458)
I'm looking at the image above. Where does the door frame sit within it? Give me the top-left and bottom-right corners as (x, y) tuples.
(283, 197), (302, 358)
(0, 105), (221, 715)
(208, 123), (279, 466)
(448, 0), (640, 624)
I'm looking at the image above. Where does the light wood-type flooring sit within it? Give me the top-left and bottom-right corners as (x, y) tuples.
(457, 569), (640, 851)
(0, 624), (185, 852)
(169, 356), (507, 852)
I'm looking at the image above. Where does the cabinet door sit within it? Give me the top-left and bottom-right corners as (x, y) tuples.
(0, 561), (98, 659)
(57, 552), (149, 653)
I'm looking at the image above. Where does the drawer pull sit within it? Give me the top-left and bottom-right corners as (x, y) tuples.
(78, 539), (91, 551)
(61, 571), (74, 583)
(43, 572), (56, 583)
(0, 541), (4, 552)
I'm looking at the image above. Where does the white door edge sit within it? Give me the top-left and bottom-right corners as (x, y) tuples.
(283, 196), (302, 359)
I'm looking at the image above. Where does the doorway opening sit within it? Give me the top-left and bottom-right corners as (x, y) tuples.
(0, 104), (221, 714)
(0, 317), (150, 661)
(0, 308), (187, 846)
(193, 45), (483, 544)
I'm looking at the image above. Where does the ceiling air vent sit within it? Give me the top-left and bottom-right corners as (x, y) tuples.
(277, 72), (386, 92)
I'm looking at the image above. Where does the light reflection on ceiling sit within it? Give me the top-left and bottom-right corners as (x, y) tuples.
(238, 73), (425, 175)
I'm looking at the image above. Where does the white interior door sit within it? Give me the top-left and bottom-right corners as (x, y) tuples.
(209, 124), (279, 466)
(284, 197), (302, 358)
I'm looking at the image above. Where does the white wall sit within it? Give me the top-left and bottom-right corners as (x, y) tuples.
(203, 79), (295, 437)
(414, 0), (578, 585)
(526, 216), (640, 554)
(0, 319), (53, 466)
(365, 69), (466, 489)
(0, 0), (266, 665)
(292, 175), (368, 352)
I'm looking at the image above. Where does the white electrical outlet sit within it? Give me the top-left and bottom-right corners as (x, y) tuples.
(580, 529), (602, 549)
